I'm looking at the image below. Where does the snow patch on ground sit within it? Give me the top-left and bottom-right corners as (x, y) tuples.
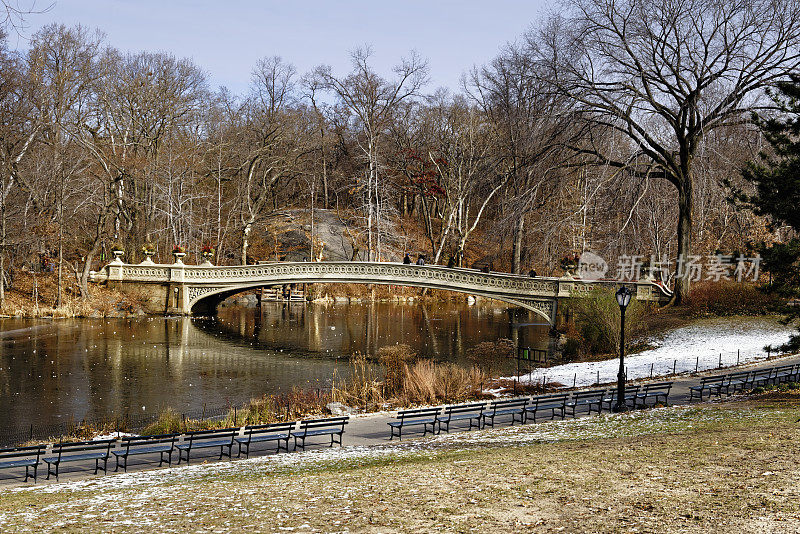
(509, 316), (795, 388)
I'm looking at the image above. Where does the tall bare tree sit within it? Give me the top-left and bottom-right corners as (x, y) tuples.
(469, 42), (579, 273)
(316, 47), (428, 260)
(234, 56), (303, 263)
(534, 0), (800, 302)
(27, 24), (102, 306)
(0, 31), (36, 307)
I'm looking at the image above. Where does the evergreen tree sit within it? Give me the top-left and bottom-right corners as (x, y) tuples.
(739, 75), (800, 350)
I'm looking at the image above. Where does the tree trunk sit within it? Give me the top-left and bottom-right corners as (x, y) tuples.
(241, 224), (251, 264)
(511, 215), (525, 274)
(322, 148), (329, 208)
(672, 179), (693, 304)
(0, 179), (5, 310)
(78, 250), (96, 297)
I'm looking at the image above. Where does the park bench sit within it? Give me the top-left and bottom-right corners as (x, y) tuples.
(388, 408), (441, 440)
(292, 416), (349, 451)
(0, 445), (44, 483)
(112, 433), (177, 472)
(634, 382), (673, 407)
(602, 385), (640, 410)
(774, 364), (799, 384)
(44, 439), (115, 480)
(525, 393), (568, 422)
(689, 376), (726, 401)
(437, 403), (485, 434)
(235, 422), (295, 457)
(565, 390), (606, 417)
(722, 371), (752, 395)
(749, 368), (776, 388)
(480, 398), (528, 428)
(176, 427), (237, 465)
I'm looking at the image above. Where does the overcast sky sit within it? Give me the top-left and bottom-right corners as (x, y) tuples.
(11, 0), (550, 96)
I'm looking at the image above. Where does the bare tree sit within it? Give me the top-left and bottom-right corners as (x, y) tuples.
(0, 30), (37, 307)
(468, 42), (580, 273)
(234, 56), (303, 263)
(1, 0), (51, 34)
(534, 0), (800, 302)
(424, 93), (503, 265)
(316, 47), (428, 261)
(26, 24), (102, 306)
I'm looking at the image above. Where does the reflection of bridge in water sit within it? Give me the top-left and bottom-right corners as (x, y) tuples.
(91, 261), (672, 325)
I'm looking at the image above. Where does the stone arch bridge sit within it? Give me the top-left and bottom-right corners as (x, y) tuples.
(90, 260), (671, 325)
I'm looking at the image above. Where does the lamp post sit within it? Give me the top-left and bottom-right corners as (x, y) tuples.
(614, 286), (632, 413)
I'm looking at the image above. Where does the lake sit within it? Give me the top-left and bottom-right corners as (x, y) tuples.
(0, 301), (551, 439)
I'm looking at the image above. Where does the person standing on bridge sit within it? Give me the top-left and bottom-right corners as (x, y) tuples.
(416, 254), (425, 265)
(403, 253), (411, 264)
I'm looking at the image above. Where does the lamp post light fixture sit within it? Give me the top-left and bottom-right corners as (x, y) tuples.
(613, 286), (633, 413)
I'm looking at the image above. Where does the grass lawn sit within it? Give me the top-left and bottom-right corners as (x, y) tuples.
(1, 394), (799, 533)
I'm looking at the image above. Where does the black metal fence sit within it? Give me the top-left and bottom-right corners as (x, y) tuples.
(512, 346), (550, 378)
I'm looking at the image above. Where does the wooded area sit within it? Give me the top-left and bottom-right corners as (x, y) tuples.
(1, 0), (800, 308)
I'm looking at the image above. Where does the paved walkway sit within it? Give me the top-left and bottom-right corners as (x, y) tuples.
(2, 353), (798, 489)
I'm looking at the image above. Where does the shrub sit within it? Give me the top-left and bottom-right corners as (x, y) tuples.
(466, 339), (514, 376)
(332, 353), (385, 410)
(142, 407), (184, 435)
(685, 281), (781, 316)
(563, 289), (649, 356)
(561, 337), (582, 361)
(222, 388), (330, 426)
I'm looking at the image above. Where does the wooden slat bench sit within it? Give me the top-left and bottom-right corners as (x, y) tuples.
(480, 398), (528, 428)
(602, 385), (640, 410)
(292, 416), (349, 451)
(176, 428), (237, 465)
(235, 422), (295, 457)
(44, 439), (115, 480)
(112, 433), (177, 472)
(774, 364), (799, 384)
(437, 403), (485, 434)
(388, 408), (440, 440)
(0, 445), (44, 483)
(689, 376), (726, 401)
(722, 371), (752, 395)
(524, 393), (568, 422)
(634, 382), (673, 407)
(749, 368), (776, 388)
(564, 390), (606, 417)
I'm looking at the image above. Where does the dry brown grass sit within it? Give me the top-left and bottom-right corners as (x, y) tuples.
(332, 353), (386, 410)
(1, 271), (147, 317)
(377, 344), (416, 395)
(332, 347), (489, 410)
(399, 360), (486, 405)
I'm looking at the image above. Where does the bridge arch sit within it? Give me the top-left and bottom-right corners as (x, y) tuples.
(187, 280), (555, 323)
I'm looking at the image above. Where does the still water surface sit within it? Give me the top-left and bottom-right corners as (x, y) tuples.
(0, 302), (550, 435)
